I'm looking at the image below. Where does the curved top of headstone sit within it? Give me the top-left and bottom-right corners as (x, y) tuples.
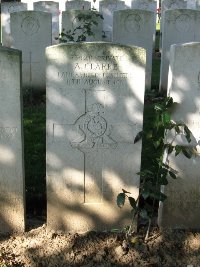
(46, 41), (146, 54)
(113, 8), (155, 15)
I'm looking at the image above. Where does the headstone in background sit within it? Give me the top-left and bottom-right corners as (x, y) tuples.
(0, 46), (25, 234)
(99, 0), (125, 42)
(1, 2), (27, 47)
(158, 42), (200, 229)
(34, 1), (59, 44)
(161, 0), (187, 15)
(130, 0), (157, 54)
(113, 9), (155, 90)
(187, 0), (197, 9)
(62, 10), (102, 41)
(10, 11), (52, 91)
(197, 0), (200, 9)
(131, 0), (157, 12)
(159, 9), (200, 95)
(160, 0), (187, 34)
(46, 42), (146, 232)
(65, 0), (91, 10)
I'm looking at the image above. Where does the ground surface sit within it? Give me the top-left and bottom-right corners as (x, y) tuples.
(0, 218), (199, 267)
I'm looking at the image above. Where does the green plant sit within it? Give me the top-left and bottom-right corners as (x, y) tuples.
(56, 11), (104, 43)
(117, 96), (196, 240)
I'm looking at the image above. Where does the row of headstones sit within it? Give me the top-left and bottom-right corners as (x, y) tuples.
(1, 7), (157, 90)
(19, 0), (158, 12)
(0, 40), (199, 234)
(3, 0), (200, 48)
(1, 0), (158, 46)
(2, 6), (200, 93)
(16, 0), (200, 12)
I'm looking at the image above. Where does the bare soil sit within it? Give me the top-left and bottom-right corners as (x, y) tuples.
(0, 217), (199, 267)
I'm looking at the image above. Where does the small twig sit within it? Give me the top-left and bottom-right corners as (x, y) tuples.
(144, 218), (152, 242)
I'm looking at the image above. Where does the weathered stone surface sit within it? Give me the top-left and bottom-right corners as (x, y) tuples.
(62, 10), (103, 42)
(0, 46), (25, 234)
(158, 42), (200, 229)
(160, 0), (186, 35)
(65, 0), (91, 10)
(33, 1), (59, 44)
(187, 0), (197, 9)
(1, 2), (27, 47)
(10, 11), (52, 91)
(99, 0), (125, 42)
(46, 42), (146, 232)
(159, 9), (200, 94)
(113, 9), (155, 90)
(131, 0), (157, 12)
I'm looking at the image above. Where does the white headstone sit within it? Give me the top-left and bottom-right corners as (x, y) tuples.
(161, 0), (187, 13)
(65, 0), (91, 10)
(10, 11), (52, 91)
(160, 0), (187, 33)
(113, 9), (155, 90)
(159, 9), (200, 94)
(46, 42), (146, 232)
(158, 42), (200, 229)
(1, 2), (27, 47)
(197, 0), (200, 9)
(0, 46), (25, 234)
(187, 0), (197, 9)
(99, 0), (125, 42)
(131, 0), (157, 12)
(62, 10), (103, 42)
(34, 1), (59, 44)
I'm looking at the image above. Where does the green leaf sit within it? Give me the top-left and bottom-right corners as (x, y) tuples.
(182, 147), (192, 159)
(153, 140), (161, 149)
(165, 97), (173, 107)
(162, 162), (170, 169)
(168, 145), (174, 154)
(154, 103), (163, 111)
(151, 191), (167, 202)
(128, 197), (137, 209)
(117, 193), (125, 208)
(169, 171), (176, 179)
(162, 112), (170, 124)
(175, 145), (182, 156)
(134, 131), (143, 143)
(175, 125), (180, 134)
(184, 125), (192, 143)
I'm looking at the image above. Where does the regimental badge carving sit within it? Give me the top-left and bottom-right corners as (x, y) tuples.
(124, 14), (142, 33)
(21, 16), (40, 35)
(71, 103), (117, 150)
(175, 14), (191, 33)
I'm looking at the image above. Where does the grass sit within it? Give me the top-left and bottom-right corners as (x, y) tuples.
(23, 93), (46, 215)
(23, 28), (161, 216)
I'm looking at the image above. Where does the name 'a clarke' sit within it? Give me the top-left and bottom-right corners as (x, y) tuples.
(74, 62), (118, 71)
